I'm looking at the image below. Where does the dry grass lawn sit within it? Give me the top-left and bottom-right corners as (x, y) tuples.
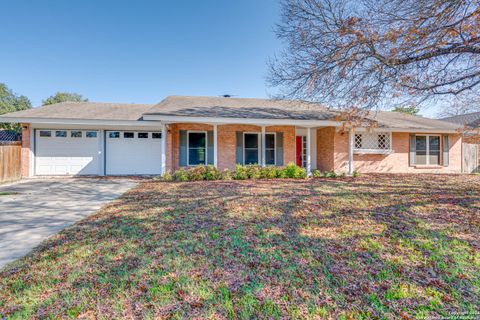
(0, 174), (479, 319)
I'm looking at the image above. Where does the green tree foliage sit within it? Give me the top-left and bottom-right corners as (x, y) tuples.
(392, 106), (420, 116)
(0, 83), (32, 131)
(42, 92), (88, 105)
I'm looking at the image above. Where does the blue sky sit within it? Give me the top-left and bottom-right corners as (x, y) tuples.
(0, 0), (282, 107)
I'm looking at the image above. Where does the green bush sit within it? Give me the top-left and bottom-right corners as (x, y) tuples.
(325, 170), (337, 178)
(246, 165), (262, 179)
(221, 169), (233, 180)
(280, 163), (307, 179)
(187, 166), (206, 181)
(173, 169), (189, 181)
(162, 164), (309, 182)
(312, 169), (321, 178)
(352, 170), (360, 177)
(260, 166), (278, 179)
(160, 171), (173, 181)
(204, 165), (222, 180)
(233, 164), (249, 180)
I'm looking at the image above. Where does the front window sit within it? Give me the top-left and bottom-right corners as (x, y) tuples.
(244, 133), (259, 165)
(243, 133), (276, 165)
(354, 132), (392, 153)
(265, 134), (275, 165)
(188, 132), (207, 166)
(416, 135), (440, 165)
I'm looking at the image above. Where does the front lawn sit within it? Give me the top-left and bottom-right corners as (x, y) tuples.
(1, 175), (479, 319)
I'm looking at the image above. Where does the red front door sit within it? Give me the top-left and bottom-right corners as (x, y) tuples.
(296, 136), (303, 167)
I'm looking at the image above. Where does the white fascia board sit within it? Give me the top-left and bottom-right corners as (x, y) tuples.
(142, 114), (343, 127)
(0, 117), (162, 127)
(349, 127), (460, 134)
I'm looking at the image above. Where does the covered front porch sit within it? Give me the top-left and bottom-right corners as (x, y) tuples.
(156, 120), (358, 175)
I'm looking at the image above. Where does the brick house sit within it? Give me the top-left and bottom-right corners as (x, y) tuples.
(0, 95), (463, 177)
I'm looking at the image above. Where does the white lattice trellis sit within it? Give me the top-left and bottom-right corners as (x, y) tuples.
(354, 132), (392, 154)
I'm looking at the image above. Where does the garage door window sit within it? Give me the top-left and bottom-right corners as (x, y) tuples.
(152, 132), (162, 139)
(40, 130), (51, 137)
(56, 131), (67, 138)
(188, 131), (207, 166)
(109, 132), (120, 138)
(124, 132), (134, 138)
(71, 131), (82, 138)
(138, 132), (148, 139)
(86, 131), (97, 138)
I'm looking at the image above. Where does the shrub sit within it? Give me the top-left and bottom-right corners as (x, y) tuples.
(260, 166), (278, 179)
(280, 163), (307, 179)
(312, 169), (321, 178)
(160, 171), (173, 181)
(325, 170), (337, 178)
(187, 165), (206, 181)
(173, 169), (189, 181)
(246, 165), (262, 179)
(353, 170), (360, 177)
(204, 165), (222, 180)
(221, 169), (233, 180)
(233, 164), (249, 180)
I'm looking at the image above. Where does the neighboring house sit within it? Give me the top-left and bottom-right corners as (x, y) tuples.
(441, 111), (480, 129)
(0, 95), (463, 177)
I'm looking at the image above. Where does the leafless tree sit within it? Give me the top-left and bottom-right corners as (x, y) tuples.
(268, 0), (480, 111)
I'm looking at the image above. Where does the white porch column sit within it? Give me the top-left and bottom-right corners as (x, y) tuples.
(261, 126), (266, 166)
(213, 124), (218, 168)
(348, 128), (354, 175)
(306, 128), (312, 175)
(161, 124), (167, 175)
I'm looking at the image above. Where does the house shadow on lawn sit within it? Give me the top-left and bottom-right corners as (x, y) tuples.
(1, 175), (479, 319)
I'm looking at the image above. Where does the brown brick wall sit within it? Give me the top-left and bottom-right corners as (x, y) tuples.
(316, 127), (335, 171)
(168, 124), (296, 171)
(20, 123), (31, 177)
(331, 131), (463, 173)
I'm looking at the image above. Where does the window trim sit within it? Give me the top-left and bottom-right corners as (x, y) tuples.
(187, 130), (208, 166)
(415, 134), (441, 166)
(353, 132), (393, 154)
(242, 132), (276, 165)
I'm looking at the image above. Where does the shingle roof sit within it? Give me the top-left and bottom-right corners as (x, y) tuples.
(146, 95), (338, 120)
(148, 96), (460, 130)
(367, 111), (461, 131)
(0, 102), (155, 121)
(441, 112), (480, 128)
(0, 130), (20, 141)
(0, 96), (462, 131)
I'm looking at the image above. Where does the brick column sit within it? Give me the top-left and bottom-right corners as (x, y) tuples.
(20, 123), (31, 177)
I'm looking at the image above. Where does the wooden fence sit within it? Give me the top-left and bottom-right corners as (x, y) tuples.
(462, 143), (480, 173)
(0, 142), (22, 182)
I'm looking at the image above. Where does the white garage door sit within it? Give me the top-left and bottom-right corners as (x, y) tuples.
(35, 129), (100, 175)
(106, 131), (162, 175)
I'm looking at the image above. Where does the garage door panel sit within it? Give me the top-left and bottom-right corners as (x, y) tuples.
(35, 130), (100, 176)
(106, 131), (162, 175)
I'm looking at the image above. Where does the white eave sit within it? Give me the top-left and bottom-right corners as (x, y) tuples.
(0, 117), (161, 127)
(0, 115), (461, 133)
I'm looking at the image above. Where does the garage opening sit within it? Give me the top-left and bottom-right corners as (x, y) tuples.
(35, 129), (100, 175)
(106, 131), (162, 175)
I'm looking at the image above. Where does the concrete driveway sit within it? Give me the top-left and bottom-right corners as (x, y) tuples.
(0, 178), (137, 269)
